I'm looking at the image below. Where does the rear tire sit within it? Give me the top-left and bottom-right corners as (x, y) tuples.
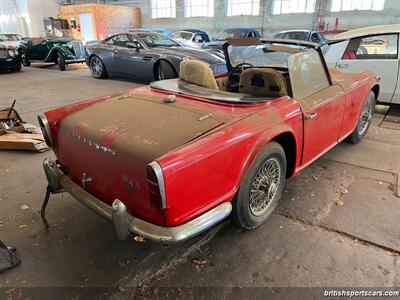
(20, 50), (30, 66)
(56, 52), (66, 71)
(232, 142), (287, 229)
(89, 56), (108, 79)
(156, 60), (176, 80)
(347, 91), (375, 144)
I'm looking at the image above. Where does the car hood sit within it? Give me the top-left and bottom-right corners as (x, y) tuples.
(151, 46), (225, 64)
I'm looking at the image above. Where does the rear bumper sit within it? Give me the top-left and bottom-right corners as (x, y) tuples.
(43, 158), (232, 243)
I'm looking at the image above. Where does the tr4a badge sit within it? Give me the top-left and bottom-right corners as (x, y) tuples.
(122, 175), (141, 193)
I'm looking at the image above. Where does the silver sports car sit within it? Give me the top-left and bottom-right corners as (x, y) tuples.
(85, 32), (227, 82)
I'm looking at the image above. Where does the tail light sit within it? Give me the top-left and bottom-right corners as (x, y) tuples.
(146, 162), (166, 210)
(37, 114), (52, 147)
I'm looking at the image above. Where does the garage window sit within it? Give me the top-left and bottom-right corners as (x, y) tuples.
(226, 0), (260, 16)
(151, 0), (176, 19)
(331, 0), (385, 12)
(184, 0), (214, 17)
(273, 0), (316, 14)
(342, 34), (398, 60)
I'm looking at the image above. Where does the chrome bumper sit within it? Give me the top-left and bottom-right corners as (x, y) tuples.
(43, 158), (232, 243)
(65, 58), (85, 64)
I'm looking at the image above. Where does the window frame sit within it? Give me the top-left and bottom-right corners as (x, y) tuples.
(184, 0), (214, 17)
(342, 33), (399, 60)
(151, 0), (176, 19)
(225, 0), (261, 16)
(272, 0), (316, 15)
(330, 0), (385, 12)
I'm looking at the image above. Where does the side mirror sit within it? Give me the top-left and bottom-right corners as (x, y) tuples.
(127, 41), (139, 50)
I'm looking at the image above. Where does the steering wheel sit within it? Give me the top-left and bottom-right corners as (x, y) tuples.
(228, 63), (254, 92)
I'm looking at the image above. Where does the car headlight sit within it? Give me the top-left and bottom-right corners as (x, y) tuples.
(67, 41), (73, 49)
(7, 49), (15, 57)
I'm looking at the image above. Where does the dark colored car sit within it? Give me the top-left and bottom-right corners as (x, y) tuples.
(203, 28), (262, 51)
(273, 30), (327, 46)
(86, 32), (227, 82)
(19, 37), (86, 71)
(0, 44), (21, 72)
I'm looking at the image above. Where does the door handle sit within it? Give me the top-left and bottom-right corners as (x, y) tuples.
(338, 63), (349, 68)
(142, 56), (152, 61)
(304, 112), (318, 120)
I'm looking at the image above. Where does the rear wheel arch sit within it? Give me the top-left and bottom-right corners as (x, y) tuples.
(271, 132), (297, 178)
(236, 130), (297, 192)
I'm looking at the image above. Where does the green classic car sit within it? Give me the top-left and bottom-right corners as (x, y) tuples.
(19, 37), (86, 71)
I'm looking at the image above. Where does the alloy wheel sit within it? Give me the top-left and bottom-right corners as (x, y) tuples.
(90, 57), (103, 78)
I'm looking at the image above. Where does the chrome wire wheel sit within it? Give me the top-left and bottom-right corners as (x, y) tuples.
(90, 57), (103, 78)
(249, 157), (282, 216)
(357, 95), (373, 136)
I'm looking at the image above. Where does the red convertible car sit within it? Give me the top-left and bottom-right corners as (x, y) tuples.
(38, 38), (379, 243)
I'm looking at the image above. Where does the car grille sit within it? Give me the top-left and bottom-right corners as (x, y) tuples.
(211, 63), (228, 75)
(71, 41), (85, 59)
(0, 49), (7, 59)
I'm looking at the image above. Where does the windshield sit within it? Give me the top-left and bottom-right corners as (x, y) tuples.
(227, 44), (303, 68)
(0, 34), (21, 42)
(172, 31), (193, 40)
(274, 31), (308, 41)
(216, 30), (248, 40)
(137, 33), (179, 47)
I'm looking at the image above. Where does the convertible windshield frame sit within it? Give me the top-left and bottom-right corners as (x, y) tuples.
(222, 38), (332, 85)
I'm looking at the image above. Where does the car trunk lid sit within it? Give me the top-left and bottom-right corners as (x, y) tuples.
(55, 93), (225, 224)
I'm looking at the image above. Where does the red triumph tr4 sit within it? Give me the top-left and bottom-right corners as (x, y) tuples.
(38, 38), (379, 243)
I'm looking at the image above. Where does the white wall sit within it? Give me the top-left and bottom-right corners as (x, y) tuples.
(0, 0), (59, 36)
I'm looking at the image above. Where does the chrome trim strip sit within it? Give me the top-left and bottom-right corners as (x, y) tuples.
(43, 158), (232, 243)
(38, 113), (52, 147)
(148, 161), (167, 209)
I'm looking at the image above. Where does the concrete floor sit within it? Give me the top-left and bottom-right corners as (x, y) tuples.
(0, 65), (399, 299)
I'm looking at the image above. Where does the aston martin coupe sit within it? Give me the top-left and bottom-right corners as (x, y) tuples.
(85, 32), (227, 82)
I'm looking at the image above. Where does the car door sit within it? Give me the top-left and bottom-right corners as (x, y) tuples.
(109, 34), (131, 74)
(288, 50), (346, 166)
(335, 34), (399, 103)
(113, 34), (154, 79)
(28, 38), (50, 60)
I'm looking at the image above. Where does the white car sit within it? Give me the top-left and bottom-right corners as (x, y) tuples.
(0, 33), (22, 48)
(325, 24), (400, 104)
(172, 30), (210, 49)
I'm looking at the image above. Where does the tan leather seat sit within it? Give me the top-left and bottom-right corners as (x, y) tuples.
(239, 68), (288, 97)
(30, 37), (44, 46)
(179, 59), (219, 91)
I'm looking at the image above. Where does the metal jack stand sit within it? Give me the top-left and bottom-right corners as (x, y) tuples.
(40, 185), (64, 230)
